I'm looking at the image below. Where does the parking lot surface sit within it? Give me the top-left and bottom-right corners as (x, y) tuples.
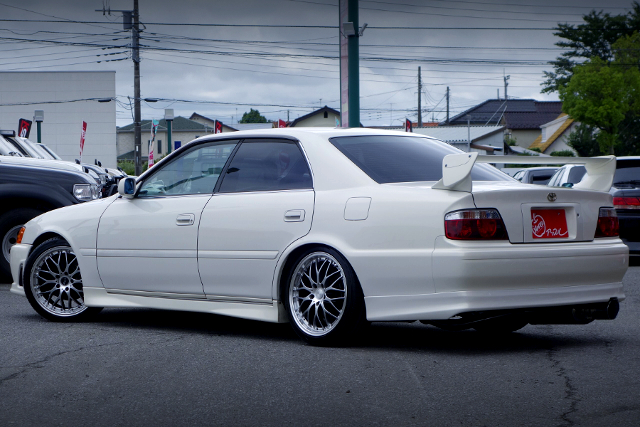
(1, 268), (639, 427)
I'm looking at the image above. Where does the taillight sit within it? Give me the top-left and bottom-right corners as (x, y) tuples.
(595, 208), (619, 238)
(445, 209), (509, 240)
(613, 196), (640, 209)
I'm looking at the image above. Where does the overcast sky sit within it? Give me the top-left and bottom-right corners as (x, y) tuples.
(0, 0), (636, 127)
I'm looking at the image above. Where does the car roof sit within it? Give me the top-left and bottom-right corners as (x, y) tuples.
(192, 127), (438, 144)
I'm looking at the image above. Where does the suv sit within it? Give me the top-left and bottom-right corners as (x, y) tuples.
(0, 156), (101, 281)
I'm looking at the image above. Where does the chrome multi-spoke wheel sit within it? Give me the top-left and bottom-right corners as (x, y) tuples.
(289, 252), (347, 336)
(24, 238), (100, 321)
(285, 248), (366, 345)
(29, 245), (87, 317)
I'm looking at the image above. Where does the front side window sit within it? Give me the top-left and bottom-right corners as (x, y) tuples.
(139, 141), (238, 197)
(219, 140), (312, 193)
(329, 135), (511, 184)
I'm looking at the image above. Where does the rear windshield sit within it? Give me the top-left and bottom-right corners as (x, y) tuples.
(614, 159), (640, 185)
(329, 135), (511, 184)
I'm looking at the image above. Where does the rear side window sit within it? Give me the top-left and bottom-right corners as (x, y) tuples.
(567, 166), (586, 184)
(219, 140), (312, 193)
(329, 135), (510, 183)
(531, 170), (555, 185)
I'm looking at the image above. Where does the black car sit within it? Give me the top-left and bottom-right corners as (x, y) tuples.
(611, 157), (640, 255)
(0, 160), (100, 281)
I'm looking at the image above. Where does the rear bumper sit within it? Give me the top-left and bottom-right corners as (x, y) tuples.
(364, 237), (628, 321)
(365, 282), (625, 321)
(431, 237), (628, 293)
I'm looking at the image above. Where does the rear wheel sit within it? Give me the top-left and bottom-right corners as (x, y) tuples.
(23, 238), (101, 321)
(284, 248), (366, 345)
(0, 208), (43, 282)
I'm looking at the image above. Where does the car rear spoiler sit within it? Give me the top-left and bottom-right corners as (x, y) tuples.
(432, 153), (616, 193)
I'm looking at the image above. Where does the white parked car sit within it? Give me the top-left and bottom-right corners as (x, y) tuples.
(9, 129), (628, 344)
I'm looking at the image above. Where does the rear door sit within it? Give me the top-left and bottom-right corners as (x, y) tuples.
(198, 139), (314, 301)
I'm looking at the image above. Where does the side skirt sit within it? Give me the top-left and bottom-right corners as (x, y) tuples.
(83, 287), (288, 323)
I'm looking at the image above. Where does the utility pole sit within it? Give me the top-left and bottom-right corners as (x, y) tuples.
(417, 66), (422, 127)
(132, 0), (142, 175)
(348, 0), (360, 128)
(503, 71), (510, 101)
(445, 86), (450, 125)
(96, 2), (141, 174)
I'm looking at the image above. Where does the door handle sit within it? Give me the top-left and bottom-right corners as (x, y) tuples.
(284, 209), (305, 222)
(176, 213), (195, 226)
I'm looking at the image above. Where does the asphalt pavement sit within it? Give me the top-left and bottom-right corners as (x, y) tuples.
(1, 268), (639, 427)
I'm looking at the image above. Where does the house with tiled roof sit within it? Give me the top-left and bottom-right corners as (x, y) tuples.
(289, 106), (341, 127)
(117, 116), (215, 160)
(528, 113), (577, 155)
(446, 99), (563, 149)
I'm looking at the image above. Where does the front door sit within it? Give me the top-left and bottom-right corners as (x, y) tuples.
(198, 139), (315, 301)
(97, 140), (238, 296)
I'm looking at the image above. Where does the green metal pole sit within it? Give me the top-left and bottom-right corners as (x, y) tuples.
(167, 120), (172, 154)
(37, 122), (42, 143)
(347, 0), (359, 128)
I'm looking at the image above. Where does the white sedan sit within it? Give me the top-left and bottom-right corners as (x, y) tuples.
(9, 129), (628, 345)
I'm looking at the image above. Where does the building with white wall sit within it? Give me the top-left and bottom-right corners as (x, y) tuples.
(0, 71), (117, 167)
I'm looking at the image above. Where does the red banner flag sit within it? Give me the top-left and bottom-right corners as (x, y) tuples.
(18, 119), (32, 138)
(79, 121), (87, 163)
(214, 120), (223, 134)
(405, 119), (412, 132)
(278, 119), (287, 128)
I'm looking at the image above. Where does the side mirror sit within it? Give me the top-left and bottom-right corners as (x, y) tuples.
(118, 177), (136, 199)
(561, 182), (574, 188)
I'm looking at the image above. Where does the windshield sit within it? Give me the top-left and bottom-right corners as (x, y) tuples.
(613, 159), (640, 185)
(328, 135), (511, 184)
(40, 145), (62, 160)
(3, 137), (31, 157)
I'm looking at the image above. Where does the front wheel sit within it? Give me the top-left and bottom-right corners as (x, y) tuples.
(23, 238), (101, 322)
(284, 249), (366, 345)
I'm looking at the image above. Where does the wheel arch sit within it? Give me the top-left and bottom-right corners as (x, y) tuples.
(275, 242), (364, 303)
(30, 232), (68, 256)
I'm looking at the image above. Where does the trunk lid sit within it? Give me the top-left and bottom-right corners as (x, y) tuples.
(471, 182), (613, 243)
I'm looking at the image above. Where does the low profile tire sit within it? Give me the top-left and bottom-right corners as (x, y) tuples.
(23, 238), (101, 322)
(473, 316), (528, 334)
(0, 208), (43, 282)
(284, 248), (366, 346)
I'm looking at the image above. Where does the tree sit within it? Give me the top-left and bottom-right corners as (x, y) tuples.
(542, 3), (640, 94)
(558, 34), (640, 155)
(566, 124), (601, 157)
(239, 108), (268, 123)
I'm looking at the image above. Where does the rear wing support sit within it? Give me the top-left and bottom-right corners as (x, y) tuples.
(432, 153), (616, 193)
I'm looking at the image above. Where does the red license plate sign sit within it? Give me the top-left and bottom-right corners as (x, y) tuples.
(531, 209), (568, 239)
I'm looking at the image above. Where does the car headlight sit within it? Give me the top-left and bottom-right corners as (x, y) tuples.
(73, 183), (101, 201)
